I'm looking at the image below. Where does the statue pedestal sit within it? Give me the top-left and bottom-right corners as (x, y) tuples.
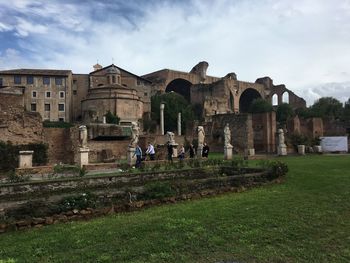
(78, 147), (90, 168)
(224, 145), (233, 160)
(245, 148), (255, 156)
(197, 145), (203, 158)
(277, 144), (287, 156)
(297, 145), (305, 155)
(313, 145), (322, 153)
(19, 151), (34, 168)
(127, 147), (136, 166)
(171, 143), (178, 158)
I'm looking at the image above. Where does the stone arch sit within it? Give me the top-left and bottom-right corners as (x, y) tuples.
(282, 91), (289, 103)
(272, 94), (278, 106)
(239, 88), (262, 113)
(165, 78), (192, 102)
(229, 91), (234, 111)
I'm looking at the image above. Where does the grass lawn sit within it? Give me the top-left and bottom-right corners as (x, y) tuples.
(0, 155), (349, 263)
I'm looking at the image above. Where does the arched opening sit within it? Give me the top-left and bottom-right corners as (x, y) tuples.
(272, 94), (278, 106)
(229, 92), (234, 111)
(165, 78), (192, 102)
(282, 92), (289, 103)
(239, 88), (262, 113)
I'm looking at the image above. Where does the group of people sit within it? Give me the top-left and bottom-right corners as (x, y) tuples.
(133, 142), (155, 168)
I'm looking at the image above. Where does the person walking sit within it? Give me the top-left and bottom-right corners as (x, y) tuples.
(134, 144), (143, 168)
(202, 142), (209, 158)
(167, 142), (173, 162)
(145, 142), (155, 161)
(178, 144), (185, 161)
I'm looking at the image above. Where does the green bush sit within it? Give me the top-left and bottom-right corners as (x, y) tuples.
(105, 111), (120, 124)
(290, 133), (310, 150)
(259, 160), (288, 179)
(58, 192), (97, 212)
(142, 182), (176, 200)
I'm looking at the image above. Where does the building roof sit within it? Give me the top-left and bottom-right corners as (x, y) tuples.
(0, 69), (72, 76)
(90, 64), (152, 84)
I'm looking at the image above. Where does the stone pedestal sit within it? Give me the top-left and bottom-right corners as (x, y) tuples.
(313, 145), (322, 153)
(277, 145), (287, 156)
(297, 145), (305, 155)
(197, 145), (203, 158)
(171, 143), (178, 158)
(224, 145), (233, 160)
(127, 147), (136, 166)
(78, 147), (90, 168)
(245, 148), (255, 156)
(19, 151), (34, 168)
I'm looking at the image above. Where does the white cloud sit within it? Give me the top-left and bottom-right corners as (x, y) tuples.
(0, 0), (349, 105)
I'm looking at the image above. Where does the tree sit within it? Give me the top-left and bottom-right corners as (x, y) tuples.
(309, 97), (343, 120)
(342, 98), (350, 122)
(105, 111), (120, 124)
(248, 98), (273, 113)
(276, 103), (294, 124)
(151, 92), (194, 133)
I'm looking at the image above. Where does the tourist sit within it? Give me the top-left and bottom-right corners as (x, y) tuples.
(167, 142), (173, 162)
(189, 144), (195, 158)
(145, 142), (155, 161)
(178, 144), (185, 161)
(202, 142), (209, 158)
(133, 144), (143, 168)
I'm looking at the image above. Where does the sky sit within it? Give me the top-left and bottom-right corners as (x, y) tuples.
(0, 0), (349, 105)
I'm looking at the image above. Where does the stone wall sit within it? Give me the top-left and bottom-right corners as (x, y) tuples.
(252, 112), (276, 153)
(44, 128), (74, 164)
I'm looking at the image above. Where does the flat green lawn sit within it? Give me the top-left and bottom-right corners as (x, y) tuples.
(1, 155), (349, 263)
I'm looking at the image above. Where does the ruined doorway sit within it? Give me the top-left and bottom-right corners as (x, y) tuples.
(239, 88), (262, 113)
(165, 78), (192, 102)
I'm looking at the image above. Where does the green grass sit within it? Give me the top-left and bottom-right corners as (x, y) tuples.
(0, 155), (349, 263)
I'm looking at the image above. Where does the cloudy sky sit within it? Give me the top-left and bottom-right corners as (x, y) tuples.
(0, 0), (349, 105)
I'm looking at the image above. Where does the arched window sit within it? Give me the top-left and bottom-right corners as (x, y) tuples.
(282, 92), (289, 103)
(272, 94), (278, 106)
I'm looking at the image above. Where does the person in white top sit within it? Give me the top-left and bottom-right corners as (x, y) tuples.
(145, 142), (155, 160)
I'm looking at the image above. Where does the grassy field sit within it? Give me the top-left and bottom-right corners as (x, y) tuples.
(0, 155), (349, 263)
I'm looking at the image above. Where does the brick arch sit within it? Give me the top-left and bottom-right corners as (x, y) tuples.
(165, 78), (193, 102)
(239, 88), (262, 113)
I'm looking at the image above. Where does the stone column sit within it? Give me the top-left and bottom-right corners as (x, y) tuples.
(102, 116), (106, 124)
(177, 112), (181, 136)
(19, 151), (34, 168)
(197, 145), (203, 158)
(127, 147), (136, 166)
(78, 148), (90, 168)
(160, 103), (165, 135)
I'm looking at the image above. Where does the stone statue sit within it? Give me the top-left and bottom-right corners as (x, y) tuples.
(129, 122), (140, 147)
(224, 123), (232, 147)
(166, 131), (175, 145)
(197, 126), (205, 146)
(79, 125), (88, 148)
(278, 129), (285, 146)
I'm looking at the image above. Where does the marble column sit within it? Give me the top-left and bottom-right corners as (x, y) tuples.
(160, 103), (165, 135)
(177, 112), (181, 136)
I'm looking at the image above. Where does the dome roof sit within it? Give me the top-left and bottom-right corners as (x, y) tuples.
(107, 66), (121, 74)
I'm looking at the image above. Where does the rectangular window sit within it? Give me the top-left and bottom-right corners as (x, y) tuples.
(30, 103), (36, 112)
(73, 90), (77, 95)
(0, 78), (3, 86)
(58, 103), (65, 112)
(43, 76), (50, 85)
(27, 76), (34, 84)
(58, 117), (65, 122)
(46, 91), (51, 98)
(55, 77), (63, 85)
(59, 91), (65, 98)
(14, 76), (21, 84)
(44, 103), (51, 111)
(32, 91), (37, 98)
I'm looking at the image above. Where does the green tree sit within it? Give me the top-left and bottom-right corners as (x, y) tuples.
(341, 98), (350, 122)
(151, 93), (194, 133)
(248, 98), (273, 113)
(276, 103), (294, 124)
(309, 97), (343, 120)
(105, 111), (120, 124)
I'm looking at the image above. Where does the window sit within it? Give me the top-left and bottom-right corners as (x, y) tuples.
(58, 103), (65, 112)
(58, 117), (65, 122)
(14, 76), (21, 84)
(43, 76), (50, 85)
(55, 77), (63, 85)
(59, 91), (65, 98)
(32, 91), (37, 98)
(0, 78), (3, 86)
(73, 90), (77, 95)
(282, 92), (289, 103)
(27, 76), (34, 85)
(137, 79), (141, 85)
(112, 75), (116, 84)
(30, 103), (37, 112)
(46, 91), (51, 98)
(44, 103), (51, 111)
(272, 94), (278, 106)
(144, 92), (148, 96)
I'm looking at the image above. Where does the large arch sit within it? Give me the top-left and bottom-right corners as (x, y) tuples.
(239, 88), (262, 113)
(165, 78), (192, 102)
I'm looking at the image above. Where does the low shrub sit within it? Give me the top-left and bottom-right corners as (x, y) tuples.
(58, 192), (97, 212)
(142, 182), (176, 200)
(259, 160), (288, 179)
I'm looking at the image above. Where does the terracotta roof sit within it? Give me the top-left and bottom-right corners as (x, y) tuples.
(0, 69), (72, 76)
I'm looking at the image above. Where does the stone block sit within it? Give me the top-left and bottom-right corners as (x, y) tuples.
(78, 147), (90, 168)
(19, 151), (34, 168)
(224, 145), (233, 160)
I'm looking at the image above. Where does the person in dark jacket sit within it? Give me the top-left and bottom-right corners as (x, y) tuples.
(202, 143), (209, 158)
(134, 144), (143, 168)
(167, 142), (173, 162)
(189, 144), (195, 158)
